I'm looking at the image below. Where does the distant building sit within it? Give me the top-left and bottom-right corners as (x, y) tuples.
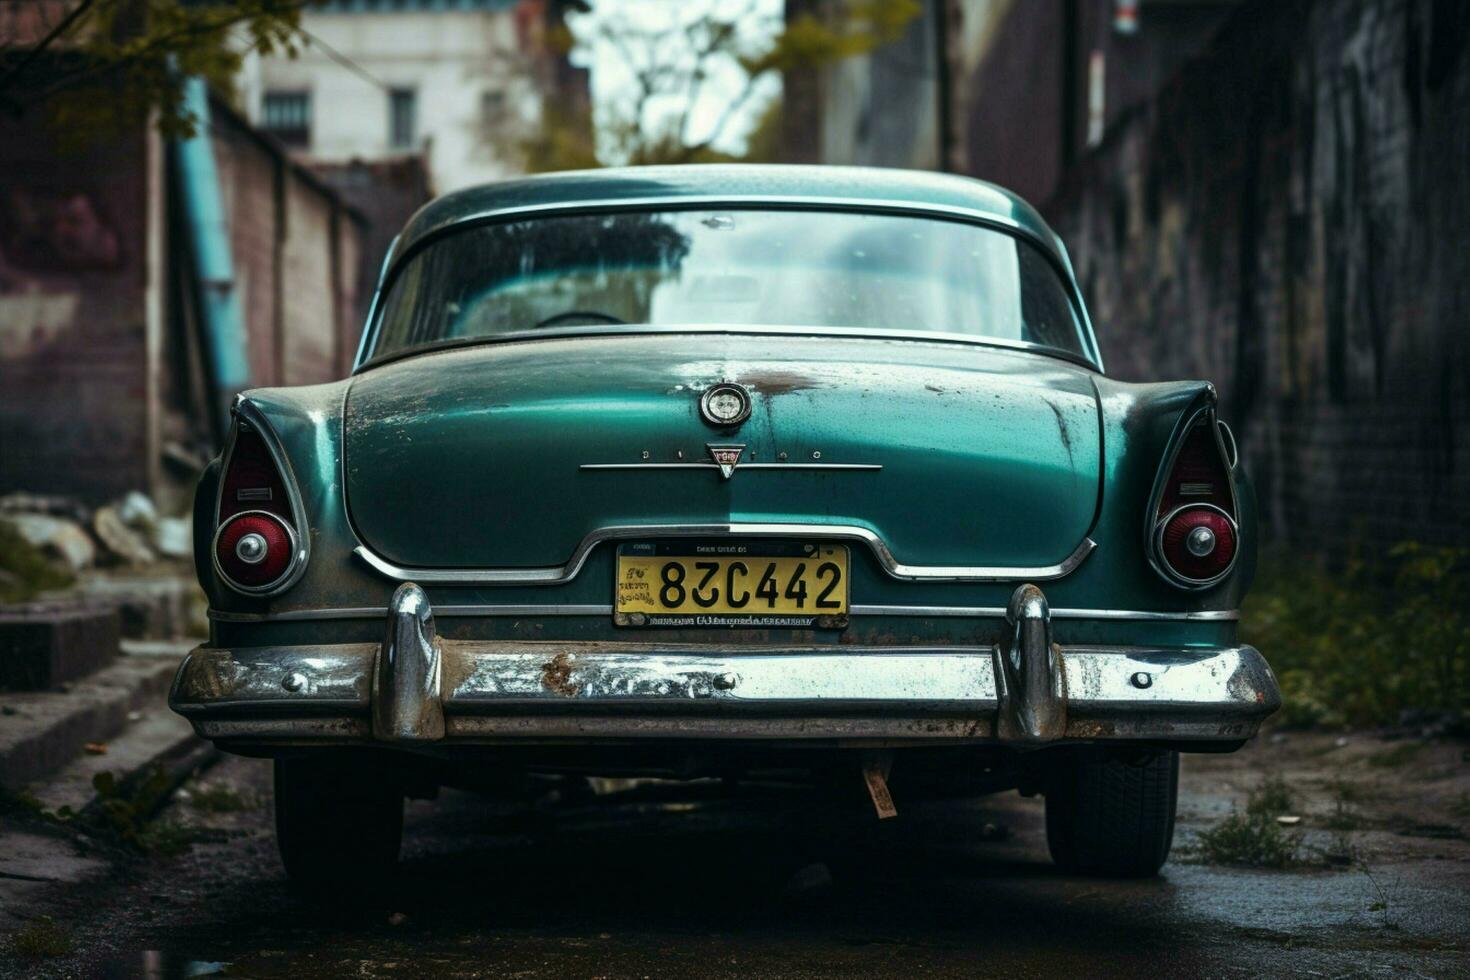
(780, 0), (945, 171)
(242, 0), (590, 194)
(946, 0), (1241, 206)
(785, 0), (1240, 206)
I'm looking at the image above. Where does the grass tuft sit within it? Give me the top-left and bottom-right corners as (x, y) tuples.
(10, 918), (71, 958)
(1244, 774), (1294, 819)
(1241, 544), (1470, 730)
(1365, 742), (1425, 768)
(186, 782), (254, 814)
(1194, 810), (1301, 868)
(0, 519), (74, 603)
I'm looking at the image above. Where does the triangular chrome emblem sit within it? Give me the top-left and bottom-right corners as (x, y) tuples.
(707, 443), (746, 480)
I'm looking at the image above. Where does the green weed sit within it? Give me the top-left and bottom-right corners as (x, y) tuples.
(1241, 544), (1470, 729)
(1450, 793), (1470, 819)
(10, 917), (71, 958)
(1366, 742), (1425, 768)
(0, 520), (74, 603)
(88, 767), (214, 855)
(1324, 777), (1369, 804)
(1194, 810), (1301, 868)
(1245, 774), (1294, 819)
(1323, 797), (1364, 831)
(186, 782), (253, 813)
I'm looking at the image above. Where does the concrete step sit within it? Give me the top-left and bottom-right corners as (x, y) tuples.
(0, 599), (120, 691)
(30, 708), (201, 815)
(75, 573), (205, 640)
(0, 654), (182, 790)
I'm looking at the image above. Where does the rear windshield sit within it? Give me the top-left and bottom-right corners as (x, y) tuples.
(367, 208), (1091, 362)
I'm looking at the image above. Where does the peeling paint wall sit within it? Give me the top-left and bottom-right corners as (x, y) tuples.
(0, 98), (370, 504)
(0, 120), (154, 502)
(1048, 0), (1470, 549)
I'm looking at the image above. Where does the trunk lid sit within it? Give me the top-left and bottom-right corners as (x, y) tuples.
(343, 334), (1100, 571)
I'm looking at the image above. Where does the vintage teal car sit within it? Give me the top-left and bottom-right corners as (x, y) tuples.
(170, 165), (1278, 891)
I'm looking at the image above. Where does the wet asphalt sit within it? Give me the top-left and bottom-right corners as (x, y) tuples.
(9, 742), (1470, 979)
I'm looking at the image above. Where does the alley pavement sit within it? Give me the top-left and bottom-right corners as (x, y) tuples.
(3, 731), (1468, 978)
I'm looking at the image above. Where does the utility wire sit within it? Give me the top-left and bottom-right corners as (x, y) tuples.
(300, 25), (389, 91)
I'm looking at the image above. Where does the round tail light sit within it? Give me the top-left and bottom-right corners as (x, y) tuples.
(214, 511), (295, 591)
(1156, 505), (1237, 586)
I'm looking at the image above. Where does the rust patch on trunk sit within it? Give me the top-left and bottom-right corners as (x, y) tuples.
(541, 652), (580, 697)
(740, 370), (827, 395)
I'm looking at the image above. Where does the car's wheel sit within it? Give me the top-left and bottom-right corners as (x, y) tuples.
(274, 752), (404, 896)
(1044, 750), (1178, 877)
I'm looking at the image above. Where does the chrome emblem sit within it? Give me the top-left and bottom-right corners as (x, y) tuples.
(706, 443), (746, 480)
(699, 382), (751, 427)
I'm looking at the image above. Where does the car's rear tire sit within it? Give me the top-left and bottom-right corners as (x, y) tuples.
(274, 753), (404, 896)
(1044, 750), (1178, 877)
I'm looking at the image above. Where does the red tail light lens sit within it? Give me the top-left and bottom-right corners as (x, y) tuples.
(215, 511), (294, 589)
(212, 413), (306, 595)
(1149, 410), (1240, 588)
(1158, 505), (1236, 584)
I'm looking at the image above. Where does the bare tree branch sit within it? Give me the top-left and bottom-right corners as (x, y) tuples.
(0, 0), (98, 98)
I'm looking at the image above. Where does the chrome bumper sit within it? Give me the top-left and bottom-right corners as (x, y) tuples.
(170, 584), (1279, 746)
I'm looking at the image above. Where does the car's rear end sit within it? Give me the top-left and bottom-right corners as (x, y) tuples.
(170, 166), (1277, 891)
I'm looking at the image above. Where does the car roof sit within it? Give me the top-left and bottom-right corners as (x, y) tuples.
(389, 164), (1072, 272)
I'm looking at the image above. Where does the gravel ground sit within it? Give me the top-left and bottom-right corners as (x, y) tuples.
(3, 732), (1468, 979)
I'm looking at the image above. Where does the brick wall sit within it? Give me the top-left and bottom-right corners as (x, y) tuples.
(1047, 0), (1470, 548)
(0, 118), (156, 500)
(0, 93), (370, 504)
(209, 99), (369, 386)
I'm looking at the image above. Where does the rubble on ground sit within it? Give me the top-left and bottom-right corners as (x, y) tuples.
(93, 508), (156, 566)
(4, 514), (96, 572)
(0, 491), (193, 603)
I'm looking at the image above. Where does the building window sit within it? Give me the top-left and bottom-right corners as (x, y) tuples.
(480, 90), (506, 126)
(389, 88), (416, 150)
(262, 91), (311, 148)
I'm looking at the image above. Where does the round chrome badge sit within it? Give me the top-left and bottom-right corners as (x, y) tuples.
(699, 383), (751, 427)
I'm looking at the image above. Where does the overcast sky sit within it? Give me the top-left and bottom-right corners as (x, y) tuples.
(566, 0), (785, 163)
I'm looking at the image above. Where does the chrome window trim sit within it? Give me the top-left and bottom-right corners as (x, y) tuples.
(208, 603), (1238, 623)
(356, 326), (1104, 376)
(579, 461), (882, 472)
(356, 195), (1103, 373)
(212, 399), (311, 597)
(351, 233), (400, 371)
(350, 524), (1097, 587)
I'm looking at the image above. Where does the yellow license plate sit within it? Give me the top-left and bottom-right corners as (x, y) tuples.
(615, 542), (849, 626)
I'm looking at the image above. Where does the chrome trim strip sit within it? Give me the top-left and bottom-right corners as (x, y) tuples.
(211, 602), (1235, 624)
(352, 525), (1097, 586)
(210, 604), (617, 622)
(579, 462), (882, 471)
(849, 605), (1240, 621)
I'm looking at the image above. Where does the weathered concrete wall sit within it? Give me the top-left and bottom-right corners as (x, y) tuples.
(210, 99), (368, 387)
(0, 119), (157, 502)
(1049, 0), (1470, 547)
(0, 96), (368, 504)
